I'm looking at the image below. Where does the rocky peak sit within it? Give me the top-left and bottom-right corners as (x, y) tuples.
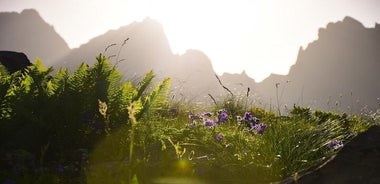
(20, 8), (40, 17)
(0, 9), (70, 65)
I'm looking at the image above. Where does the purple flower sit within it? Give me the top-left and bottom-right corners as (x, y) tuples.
(249, 122), (259, 130)
(256, 124), (268, 134)
(252, 117), (260, 124)
(216, 109), (228, 124)
(215, 133), (223, 141)
(200, 112), (212, 117)
(243, 112), (253, 121)
(327, 140), (343, 149)
(203, 119), (216, 127)
(188, 114), (199, 120)
(56, 164), (64, 173)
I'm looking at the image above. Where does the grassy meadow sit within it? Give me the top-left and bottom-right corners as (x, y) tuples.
(0, 55), (379, 183)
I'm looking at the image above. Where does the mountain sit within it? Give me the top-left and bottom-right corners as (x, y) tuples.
(255, 17), (380, 112)
(55, 18), (222, 103)
(1, 9), (379, 112)
(0, 9), (70, 65)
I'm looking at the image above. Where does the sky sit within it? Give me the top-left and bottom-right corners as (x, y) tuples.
(1, 0), (380, 82)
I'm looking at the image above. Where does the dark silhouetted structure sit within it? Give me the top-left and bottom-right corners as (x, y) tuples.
(0, 51), (32, 73)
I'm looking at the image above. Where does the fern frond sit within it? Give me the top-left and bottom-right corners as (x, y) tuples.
(53, 68), (70, 95)
(0, 74), (12, 119)
(133, 70), (155, 102)
(136, 78), (171, 120)
(68, 63), (89, 92)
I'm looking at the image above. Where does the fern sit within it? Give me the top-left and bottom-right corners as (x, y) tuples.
(132, 70), (155, 102)
(68, 63), (89, 93)
(0, 72), (12, 119)
(0, 54), (172, 181)
(137, 78), (171, 120)
(52, 68), (70, 95)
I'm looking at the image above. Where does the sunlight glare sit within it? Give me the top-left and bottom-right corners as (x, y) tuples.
(142, 0), (296, 81)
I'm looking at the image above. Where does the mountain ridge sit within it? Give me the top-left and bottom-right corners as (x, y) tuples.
(1, 9), (379, 111)
(255, 16), (380, 111)
(0, 9), (70, 65)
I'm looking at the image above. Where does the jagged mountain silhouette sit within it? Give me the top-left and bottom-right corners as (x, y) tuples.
(0, 9), (70, 65)
(1, 9), (379, 112)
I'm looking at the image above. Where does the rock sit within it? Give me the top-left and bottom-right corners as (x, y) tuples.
(0, 9), (70, 65)
(0, 51), (32, 73)
(282, 125), (380, 184)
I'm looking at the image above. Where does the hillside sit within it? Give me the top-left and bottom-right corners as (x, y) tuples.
(1, 9), (379, 111)
(0, 9), (70, 65)
(55, 18), (222, 103)
(255, 17), (380, 112)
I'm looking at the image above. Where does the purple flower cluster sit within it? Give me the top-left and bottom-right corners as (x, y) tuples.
(216, 109), (228, 124)
(327, 140), (343, 149)
(203, 118), (216, 127)
(187, 109), (229, 128)
(215, 133), (224, 141)
(237, 112), (268, 135)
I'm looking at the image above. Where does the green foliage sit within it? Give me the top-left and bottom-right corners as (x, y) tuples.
(290, 106), (312, 119)
(0, 54), (171, 183)
(0, 64), (8, 76)
(1, 55), (377, 184)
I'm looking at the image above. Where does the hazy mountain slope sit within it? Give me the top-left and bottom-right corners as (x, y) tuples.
(56, 18), (220, 103)
(1, 9), (379, 111)
(56, 18), (172, 77)
(256, 17), (380, 112)
(0, 9), (70, 65)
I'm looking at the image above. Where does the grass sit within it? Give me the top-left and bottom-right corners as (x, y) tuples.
(83, 99), (377, 184)
(1, 58), (379, 184)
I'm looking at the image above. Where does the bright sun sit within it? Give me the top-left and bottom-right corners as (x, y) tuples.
(136, 0), (295, 82)
(4, 0), (375, 82)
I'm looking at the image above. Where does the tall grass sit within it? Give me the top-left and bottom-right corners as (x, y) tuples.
(1, 57), (378, 184)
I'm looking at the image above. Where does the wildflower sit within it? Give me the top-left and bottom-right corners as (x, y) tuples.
(215, 133), (223, 141)
(188, 114), (199, 120)
(203, 118), (216, 127)
(200, 112), (212, 117)
(216, 109), (228, 124)
(249, 122), (257, 130)
(327, 140), (344, 149)
(243, 112), (253, 121)
(252, 117), (260, 124)
(56, 164), (64, 173)
(256, 124), (268, 134)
